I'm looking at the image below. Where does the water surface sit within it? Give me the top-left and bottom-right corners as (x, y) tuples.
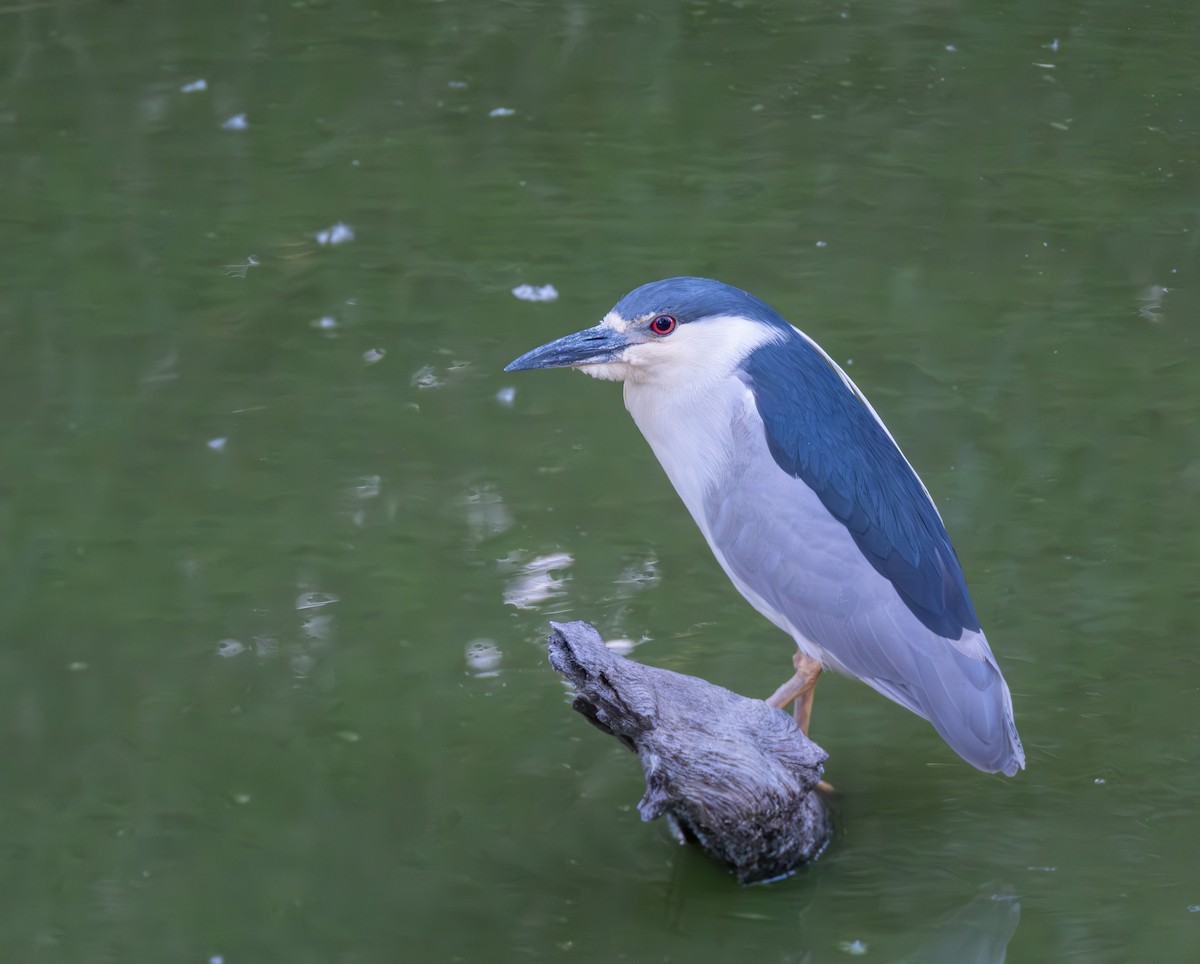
(2, 1), (1198, 960)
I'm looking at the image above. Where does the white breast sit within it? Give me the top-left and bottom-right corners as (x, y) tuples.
(623, 377), (741, 539)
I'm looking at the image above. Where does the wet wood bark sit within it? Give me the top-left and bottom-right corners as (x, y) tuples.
(546, 620), (833, 884)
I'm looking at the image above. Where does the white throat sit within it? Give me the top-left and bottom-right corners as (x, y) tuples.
(591, 314), (783, 525)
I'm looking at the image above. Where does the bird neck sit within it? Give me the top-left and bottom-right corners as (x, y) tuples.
(623, 377), (746, 533)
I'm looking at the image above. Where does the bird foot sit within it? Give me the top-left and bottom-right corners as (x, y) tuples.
(765, 651), (823, 736)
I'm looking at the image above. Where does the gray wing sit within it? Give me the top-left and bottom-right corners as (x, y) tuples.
(701, 401), (1025, 776)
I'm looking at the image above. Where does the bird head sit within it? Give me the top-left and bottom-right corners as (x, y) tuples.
(504, 277), (789, 387)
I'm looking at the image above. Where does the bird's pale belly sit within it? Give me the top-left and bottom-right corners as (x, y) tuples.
(627, 382), (829, 660)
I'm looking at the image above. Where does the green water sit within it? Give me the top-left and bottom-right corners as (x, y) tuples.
(2, 1), (1198, 960)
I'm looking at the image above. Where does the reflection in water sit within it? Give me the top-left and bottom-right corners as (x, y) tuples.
(615, 555), (660, 593)
(346, 474), (382, 527)
(292, 589), (338, 679)
(464, 484), (513, 544)
(412, 359), (471, 391)
(1137, 283), (1169, 323)
(301, 612), (333, 642)
(465, 639), (503, 678)
(354, 475), (381, 500)
(897, 888), (1020, 964)
(502, 552), (573, 610)
(603, 637), (638, 655)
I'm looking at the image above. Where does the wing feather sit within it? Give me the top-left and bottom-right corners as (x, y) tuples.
(739, 333), (978, 638)
(703, 365), (1024, 774)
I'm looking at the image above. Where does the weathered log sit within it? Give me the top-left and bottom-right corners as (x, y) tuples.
(547, 620), (833, 883)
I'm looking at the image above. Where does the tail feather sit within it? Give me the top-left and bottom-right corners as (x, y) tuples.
(853, 639), (1025, 776)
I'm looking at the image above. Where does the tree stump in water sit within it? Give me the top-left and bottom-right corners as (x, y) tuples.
(547, 620), (833, 883)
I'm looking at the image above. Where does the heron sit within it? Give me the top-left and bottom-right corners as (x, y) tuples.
(505, 277), (1024, 776)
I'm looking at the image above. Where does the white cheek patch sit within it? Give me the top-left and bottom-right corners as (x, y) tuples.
(577, 313), (781, 387)
(570, 312), (636, 381)
(624, 315), (782, 388)
(578, 360), (628, 382)
(601, 311), (631, 335)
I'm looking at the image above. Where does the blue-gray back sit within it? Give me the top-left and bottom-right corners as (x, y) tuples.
(740, 333), (980, 639)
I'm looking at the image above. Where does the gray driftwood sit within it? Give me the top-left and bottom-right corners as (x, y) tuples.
(547, 620), (832, 883)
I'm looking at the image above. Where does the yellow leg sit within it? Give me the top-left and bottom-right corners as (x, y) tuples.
(768, 657), (835, 797)
(767, 653), (834, 794)
(765, 650), (823, 736)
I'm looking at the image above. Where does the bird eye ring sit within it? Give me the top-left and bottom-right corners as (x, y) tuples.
(649, 315), (677, 335)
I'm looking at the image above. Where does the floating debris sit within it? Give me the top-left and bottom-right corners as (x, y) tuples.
(605, 638), (636, 656)
(616, 557), (660, 591)
(223, 254), (259, 278)
(815, 240), (828, 248)
(411, 365), (444, 390)
(311, 315), (338, 331)
(512, 283), (559, 303)
(296, 591), (339, 611)
(180, 79), (208, 94)
(207, 437), (227, 451)
(216, 638), (245, 658)
(363, 347), (386, 365)
(838, 940), (869, 956)
(448, 80), (468, 89)
(221, 113), (248, 131)
(489, 107), (516, 117)
(495, 386), (516, 406)
(315, 222), (355, 246)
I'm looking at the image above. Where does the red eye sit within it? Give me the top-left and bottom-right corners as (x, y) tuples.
(650, 315), (677, 335)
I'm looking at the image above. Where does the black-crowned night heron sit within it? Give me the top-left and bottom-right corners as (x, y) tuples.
(505, 277), (1024, 776)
